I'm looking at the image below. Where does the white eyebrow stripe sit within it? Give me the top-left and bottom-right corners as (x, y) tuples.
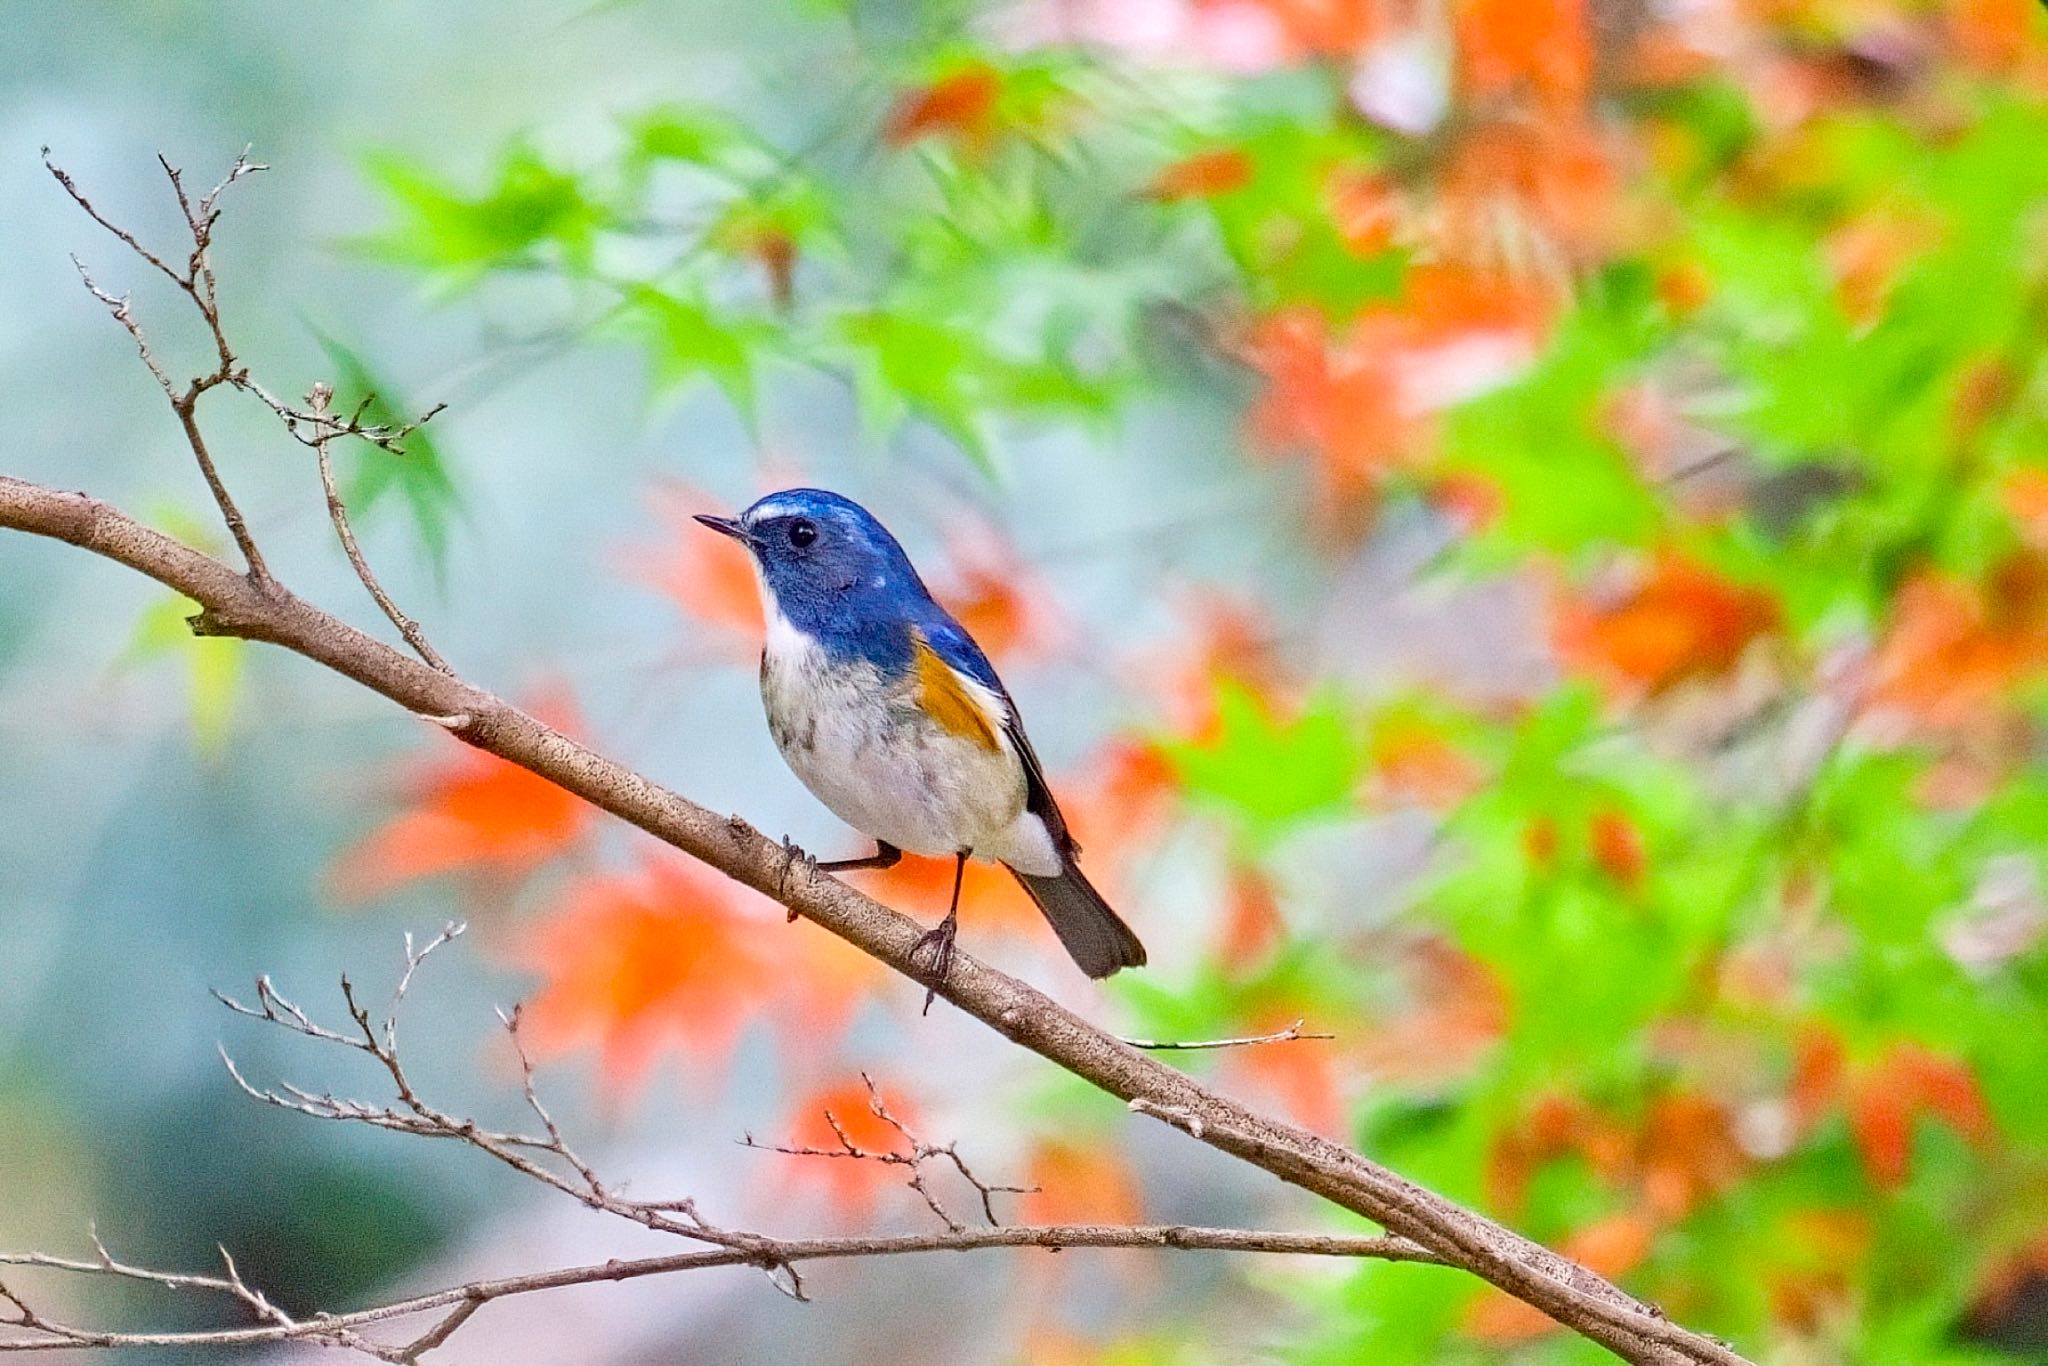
(746, 499), (802, 523)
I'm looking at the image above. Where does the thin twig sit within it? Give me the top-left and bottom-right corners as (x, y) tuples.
(742, 1073), (1032, 1232)
(1119, 1018), (1336, 1051)
(0, 1224), (1437, 1356)
(307, 384), (452, 673)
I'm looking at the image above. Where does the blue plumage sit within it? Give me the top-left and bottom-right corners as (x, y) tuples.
(694, 488), (1146, 983)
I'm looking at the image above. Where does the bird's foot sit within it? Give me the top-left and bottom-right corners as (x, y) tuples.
(777, 836), (817, 915)
(908, 912), (959, 1016)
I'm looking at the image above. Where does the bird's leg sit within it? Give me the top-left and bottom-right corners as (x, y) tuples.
(815, 841), (903, 874)
(910, 851), (968, 1015)
(783, 841), (902, 921)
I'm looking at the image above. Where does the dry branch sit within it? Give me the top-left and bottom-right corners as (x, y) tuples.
(0, 153), (1754, 1366)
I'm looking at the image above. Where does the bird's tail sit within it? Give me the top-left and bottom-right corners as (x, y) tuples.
(1008, 860), (1147, 979)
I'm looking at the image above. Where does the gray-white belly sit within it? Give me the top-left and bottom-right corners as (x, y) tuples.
(761, 644), (1034, 862)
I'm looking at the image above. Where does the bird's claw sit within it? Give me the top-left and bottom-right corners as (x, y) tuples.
(908, 915), (959, 1016)
(777, 836), (817, 912)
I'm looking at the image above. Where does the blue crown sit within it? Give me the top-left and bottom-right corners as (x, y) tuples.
(696, 489), (998, 688)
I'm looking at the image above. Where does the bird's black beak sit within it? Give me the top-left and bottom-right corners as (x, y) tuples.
(692, 513), (751, 545)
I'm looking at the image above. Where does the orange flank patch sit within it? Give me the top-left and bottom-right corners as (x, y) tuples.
(909, 630), (1002, 752)
(331, 686), (591, 902)
(885, 63), (1003, 148)
(781, 1077), (918, 1219)
(1149, 147), (1254, 201)
(1551, 549), (1779, 699)
(521, 853), (777, 1093)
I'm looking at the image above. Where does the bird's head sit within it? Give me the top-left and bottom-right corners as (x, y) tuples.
(694, 488), (930, 638)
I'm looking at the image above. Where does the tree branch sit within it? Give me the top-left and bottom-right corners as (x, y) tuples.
(0, 472), (1747, 1365)
(0, 1224), (1437, 1356)
(0, 157), (1751, 1366)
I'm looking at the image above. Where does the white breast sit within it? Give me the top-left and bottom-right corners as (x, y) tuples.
(758, 606), (1055, 872)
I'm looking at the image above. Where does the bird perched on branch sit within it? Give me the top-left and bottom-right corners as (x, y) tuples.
(696, 489), (1146, 999)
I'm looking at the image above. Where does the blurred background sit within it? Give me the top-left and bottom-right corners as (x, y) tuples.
(4, 0), (2047, 1361)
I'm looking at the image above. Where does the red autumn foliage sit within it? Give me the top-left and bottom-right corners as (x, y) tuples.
(1021, 1140), (1144, 1225)
(1149, 147), (1254, 201)
(884, 63), (1003, 148)
(1368, 716), (1485, 810)
(624, 485), (763, 652)
(1216, 862), (1287, 965)
(1149, 595), (1289, 741)
(1234, 1008), (1348, 1134)
(1551, 550), (1780, 699)
(1589, 807), (1649, 891)
(1865, 553), (2048, 733)
(1243, 265), (1551, 508)
(1322, 165), (1400, 256)
(1790, 1028), (1996, 1189)
(520, 852), (778, 1092)
(1241, 0), (1385, 58)
(1438, 118), (1621, 268)
(1454, 0), (1593, 113)
(331, 687), (592, 902)
(1356, 936), (1512, 1085)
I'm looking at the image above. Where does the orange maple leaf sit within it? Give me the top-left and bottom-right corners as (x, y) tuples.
(1357, 936), (1511, 1085)
(1589, 807), (1648, 891)
(779, 1077), (919, 1219)
(520, 852), (778, 1093)
(1149, 147), (1254, 201)
(1845, 1042), (1996, 1189)
(1021, 1140), (1144, 1226)
(1551, 549), (1779, 699)
(1215, 862), (1287, 965)
(1244, 264), (1553, 511)
(1238, 0), (1385, 58)
(623, 484), (763, 650)
(1438, 118), (1619, 270)
(885, 63), (1003, 148)
(1866, 554), (2048, 735)
(1322, 165), (1401, 257)
(331, 687), (592, 902)
(1454, 0), (1592, 112)
(931, 523), (1063, 665)
(1368, 717), (1485, 810)
(1948, 0), (2041, 71)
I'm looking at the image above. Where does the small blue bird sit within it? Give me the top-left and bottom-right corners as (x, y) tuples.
(695, 489), (1147, 989)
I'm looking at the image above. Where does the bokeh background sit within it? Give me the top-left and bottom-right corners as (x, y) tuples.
(4, 0), (2048, 1362)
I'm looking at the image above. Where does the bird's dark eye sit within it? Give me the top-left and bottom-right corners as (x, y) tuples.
(788, 518), (817, 549)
